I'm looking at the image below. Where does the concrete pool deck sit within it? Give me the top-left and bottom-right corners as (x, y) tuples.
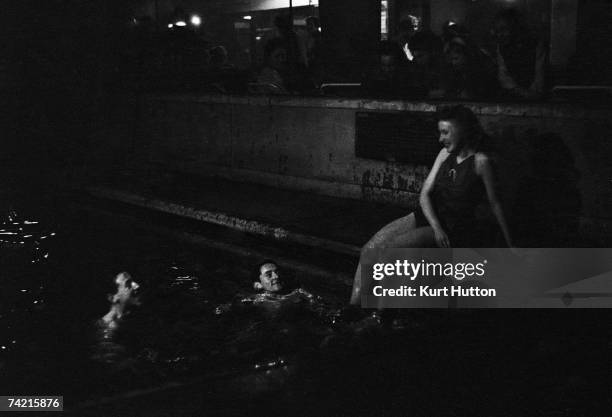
(85, 171), (409, 258)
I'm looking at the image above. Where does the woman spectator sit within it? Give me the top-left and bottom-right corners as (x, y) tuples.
(257, 38), (290, 94)
(432, 36), (496, 100)
(493, 8), (546, 99)
(363, 41), (411, 98)
(405, 31), (443, 98)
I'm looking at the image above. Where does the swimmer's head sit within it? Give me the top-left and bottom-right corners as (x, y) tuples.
(254, 261), (282, 293)
(115, 271), (139, 292)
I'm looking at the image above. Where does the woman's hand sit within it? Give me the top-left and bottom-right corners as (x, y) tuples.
(433, 227), (450, 248)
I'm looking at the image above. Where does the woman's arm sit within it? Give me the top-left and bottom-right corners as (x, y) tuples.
(420, 149), (451, 247)
(475, 153), (513, 247)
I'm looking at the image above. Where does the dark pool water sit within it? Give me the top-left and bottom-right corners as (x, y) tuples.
(1, 203), (611, 416)
(0, 205), (349, 401)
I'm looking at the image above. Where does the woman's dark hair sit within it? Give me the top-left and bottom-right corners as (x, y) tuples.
(436, 105), (484, 146)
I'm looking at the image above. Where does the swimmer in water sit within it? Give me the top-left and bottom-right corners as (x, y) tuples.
(253, 260), (283, 293)
(216, 260), (323, 316)
(248, 260), (328, 314)
(216, 260), (285, 315)
(101, 272), (141, 326)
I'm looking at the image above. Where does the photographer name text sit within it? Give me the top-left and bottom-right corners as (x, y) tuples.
(372, 285), (496, 297)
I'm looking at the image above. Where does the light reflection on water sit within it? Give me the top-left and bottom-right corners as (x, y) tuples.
(83, 249), (373, 402)
(0, 208), (369, 401)
(1, 207), (606, 415)
(0, 210), (55, 358)
(91, 267), (342, 382)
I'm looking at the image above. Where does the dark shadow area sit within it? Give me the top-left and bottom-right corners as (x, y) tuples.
(512, 133), (582, 247)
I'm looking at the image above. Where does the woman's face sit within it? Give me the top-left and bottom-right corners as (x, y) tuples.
(438, 120), (464, 154)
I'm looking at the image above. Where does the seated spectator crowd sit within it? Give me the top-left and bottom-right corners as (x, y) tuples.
(364, 9), (547, 100)
(124, 8), (548, 101)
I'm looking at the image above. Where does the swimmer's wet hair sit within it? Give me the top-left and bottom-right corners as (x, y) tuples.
(253, 259), (278, 283)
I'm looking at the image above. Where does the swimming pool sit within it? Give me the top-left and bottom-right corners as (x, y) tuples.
(1, 200), (352, 404)
(2, 198), (611, 417)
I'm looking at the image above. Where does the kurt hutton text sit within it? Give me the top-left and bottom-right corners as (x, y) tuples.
(372, 285), (496, 297)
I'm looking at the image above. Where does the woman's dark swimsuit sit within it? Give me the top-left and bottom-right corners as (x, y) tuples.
(414, 153), (492, 246)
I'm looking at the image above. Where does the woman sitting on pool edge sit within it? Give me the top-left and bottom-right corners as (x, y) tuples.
(350, 105), (514, 305)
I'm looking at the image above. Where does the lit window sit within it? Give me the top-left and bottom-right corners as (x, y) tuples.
(381, 0), (388, 40)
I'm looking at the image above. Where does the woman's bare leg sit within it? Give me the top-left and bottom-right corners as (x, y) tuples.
(350, 213), (436, 305)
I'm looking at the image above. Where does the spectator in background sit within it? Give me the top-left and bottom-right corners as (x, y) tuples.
(393, 17), (418, 61)
(304, 16), (322, 72)
(433, 36), (496, 100)
(273, 14), (305, 69)
(209, 45), (233, 71)
(203, 45), (242, 93)
(257, 38), (290, 94)
(405, 31), (443, 98)
(273, 14), (317, 93)
(441, 21), (470, 47)
(492, 8), (546, 99)
(363, 41), (410, 98)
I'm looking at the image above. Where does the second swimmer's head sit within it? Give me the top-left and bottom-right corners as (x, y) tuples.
(254, 260), (282, 293)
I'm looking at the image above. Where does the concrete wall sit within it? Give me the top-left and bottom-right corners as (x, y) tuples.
(100, 93), (612, 242)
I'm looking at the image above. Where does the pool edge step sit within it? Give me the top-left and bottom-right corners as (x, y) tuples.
(85, 186), (361, 258)
(71, 200), (355, 286)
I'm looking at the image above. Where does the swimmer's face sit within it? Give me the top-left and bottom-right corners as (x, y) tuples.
(438, 120), (463, 154)
(258, 263), (282, 293)
(115, 272), (139, 291)
(115, 273), (128, 287)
